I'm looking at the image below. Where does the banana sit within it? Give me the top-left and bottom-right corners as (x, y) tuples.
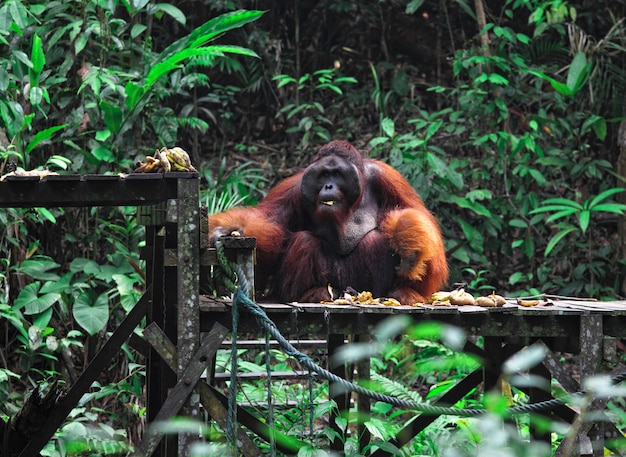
(475, 296), (496, 307)
(170, 147), (191, 165)
(449, 289), (475, 306)
(170, 161), (190, 172)
(166, 149), (188, 169)
(429, 291), (452, 302)
(134, 147), (197, 173)
(489, 293), (507, 306)
(517, 299), (540, 307)
(156, 148), (171, 172)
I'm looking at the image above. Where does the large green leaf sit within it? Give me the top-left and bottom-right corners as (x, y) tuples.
(99, 100), (123, 134)
(545, 226), (578, 256)
(566, 52), (590, 94)
(73, 291), (109, 336)
(125, 82), (145, 111)
(14, 282), (60, 315)
(152, 3), (186, 25)
(587, 187), (625, 209)
(157, 10), (264, 62)
(29, 33), (45, 85)
(25, 124), (68, 156)
(15, 257), (60, 281)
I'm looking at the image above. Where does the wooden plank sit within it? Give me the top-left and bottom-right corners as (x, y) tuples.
(213, 371), (313, 381)
(18, 288), (151, 457)
(0, 174), (188, 207)
(133, 323), (228, 457)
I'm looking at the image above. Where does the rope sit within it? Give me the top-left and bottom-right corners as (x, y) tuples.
(226, 277), (238, 455)
(265, 332), (276, 457)
(214, 242), (626, 422)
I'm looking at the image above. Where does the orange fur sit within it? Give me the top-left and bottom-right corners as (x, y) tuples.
(209, 207), (284, 270)
(208, 140), (449, 304)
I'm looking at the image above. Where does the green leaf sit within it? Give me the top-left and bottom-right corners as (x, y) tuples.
(154, 3), (186, 25)
(545, 226), (578, 257)
(28, 86), (43, 105)
(99, 100), (123, 134)
(566, 52), (590, 94)
(381, 117), (394, 137)
(591, 203), (626, 214)
(73, 291), (109, 336)
(74, 33), (88, 55)
(29, 33), (45, 85)
(526, 69), (571, 97)
(70, 257), (97, 273)
(158, 10), (264, 63)
(130, 23), (147, 39)
(578, 209), (590, 234)
(458, 218), (484, 253)
(33, 307), (53, 328)
(36, 207), (56, 224)
(544, 208), (578, 224)
(125, 82), (145, 111)
(592, 117), (607, 141)
(146, 60), (183, 88)
(537, 197), (583, 208)
(25, 124), (68, 156)
(466, 189), (492, 201)
(91, 146), (116, 163)
(46, 155), (71, 170)
(488, 73), (509, 85)
(509, 219), (528, 228)
(425, 152), (449, 180)
(95, 129), (111, 141)
(405, 0), (425, 14)
(451, 195), (492, 217)
(587, 188), (624, 209)
(15, 282), (60, 315)
(40, 272), (73, 294)
(16, 258), (60, 281)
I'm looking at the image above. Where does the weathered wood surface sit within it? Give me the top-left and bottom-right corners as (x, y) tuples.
(0, 172), (198, 207)
(199, 296), (626, 344)
(133, 323), (228, 457)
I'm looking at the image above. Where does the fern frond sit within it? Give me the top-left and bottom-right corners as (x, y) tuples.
(370, 372), (424, 404)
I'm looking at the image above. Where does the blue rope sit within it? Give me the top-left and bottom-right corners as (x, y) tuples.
(226, 286), (238, 455)
(265, 332), (276, 457)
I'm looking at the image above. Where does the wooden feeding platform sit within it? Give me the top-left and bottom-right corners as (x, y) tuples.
(1, 174), (625, 457)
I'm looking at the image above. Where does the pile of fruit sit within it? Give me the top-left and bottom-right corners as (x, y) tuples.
(134, 147), (197, 173)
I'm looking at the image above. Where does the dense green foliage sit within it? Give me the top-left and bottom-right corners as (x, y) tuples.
(1, 0), (626, 455)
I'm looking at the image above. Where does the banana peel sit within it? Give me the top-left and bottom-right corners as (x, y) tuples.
(134, 147), (197, 173)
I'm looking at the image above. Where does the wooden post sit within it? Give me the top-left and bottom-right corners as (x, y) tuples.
(328, 334), (350, 454)
(175, 177), (201, 455)
(579, 314), (605, 457)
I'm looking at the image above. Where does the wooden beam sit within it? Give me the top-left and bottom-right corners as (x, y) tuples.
(143, 323), (262, 457)
(133, 323), (228, 457)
